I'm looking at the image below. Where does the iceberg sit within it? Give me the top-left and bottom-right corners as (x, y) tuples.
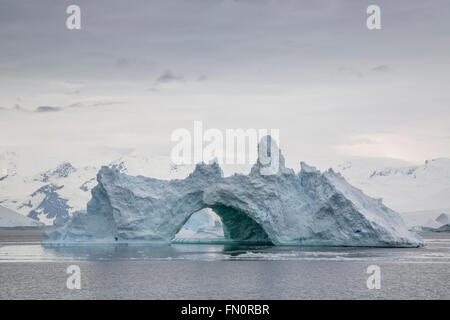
(435, 213), (450, 226)
(411, 213), (450, 233)
(46, 136), (424, 247)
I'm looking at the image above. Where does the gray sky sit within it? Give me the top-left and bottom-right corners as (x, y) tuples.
(1, 0), (449, 169)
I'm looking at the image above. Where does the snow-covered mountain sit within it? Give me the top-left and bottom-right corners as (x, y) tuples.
(0, 153), (99, 225)
(0, 205), (44, 228)
(331, 157), (450, 214)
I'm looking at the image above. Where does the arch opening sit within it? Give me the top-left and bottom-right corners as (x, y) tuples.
(173, 206), (273, 245)
(173, 208), (224, 242)
(210, 205), (273, 244)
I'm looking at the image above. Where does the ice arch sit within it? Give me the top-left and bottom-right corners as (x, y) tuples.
(79, 161), (273, 243)
(45, 136), (423, 247)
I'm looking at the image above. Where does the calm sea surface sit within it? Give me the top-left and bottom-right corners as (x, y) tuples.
(0, 232), (449, 299)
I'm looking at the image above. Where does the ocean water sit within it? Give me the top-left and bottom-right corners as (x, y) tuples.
(0, 233), (449, 299)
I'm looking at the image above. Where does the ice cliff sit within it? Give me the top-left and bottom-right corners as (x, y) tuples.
(46, 136), (424, 247)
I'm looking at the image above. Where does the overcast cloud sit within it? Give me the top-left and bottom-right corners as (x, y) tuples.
(0, 0), (449, 169)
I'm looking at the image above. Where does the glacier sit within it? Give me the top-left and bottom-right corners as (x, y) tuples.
(45, 136), (424, 247)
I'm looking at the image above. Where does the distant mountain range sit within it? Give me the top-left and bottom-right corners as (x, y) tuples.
(1, 150), (450, 227)
(333, 157), (450, 213)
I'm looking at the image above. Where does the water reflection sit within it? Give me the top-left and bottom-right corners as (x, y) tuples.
(0, 233), (449, 263)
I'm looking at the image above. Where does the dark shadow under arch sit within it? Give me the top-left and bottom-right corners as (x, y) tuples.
(209, 204), (273, 245)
